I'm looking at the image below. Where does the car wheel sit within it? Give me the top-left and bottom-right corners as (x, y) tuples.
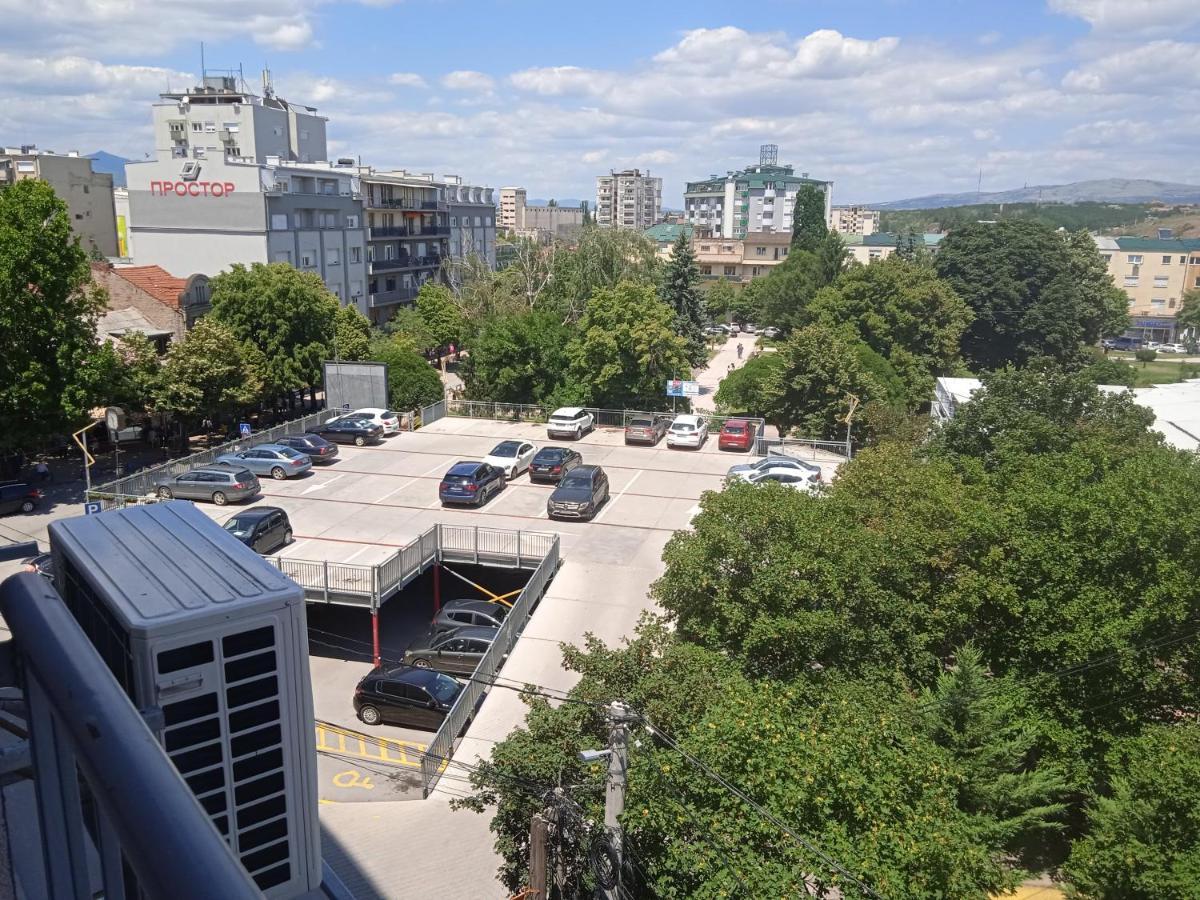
(412, 658), (432, 670)
(270, 466), (286, 480)
(354, 435), (366, 447)
(157, 487), (173, 499)
(359, 705), (382, 726)
(212, 491), (228, 506)
(282, 528), (293, 547)
(19, 500), (35, 514)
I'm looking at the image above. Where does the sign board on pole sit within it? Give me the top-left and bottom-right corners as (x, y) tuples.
(84, 501), (103, 516)
(666, 380), (701, 398)
(342, 403), (351, 412)
(239, 423), (252, 438)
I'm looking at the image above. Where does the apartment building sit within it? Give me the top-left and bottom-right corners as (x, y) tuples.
(595, 169), (661, 231)
(0, 146), (118, 256)
(498, 187), (526, 232)
(124, 75), (368, 313)
(443, 176), (496, 269)
(1095, 235), (1200, 343)
(684, 150), (831, 240)
(843, 232), (946, 264)
(829, 205), (880, 236)
(358, 169), (449, 318)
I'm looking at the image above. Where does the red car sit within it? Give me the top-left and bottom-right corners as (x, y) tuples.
(717, 418), (757, 452)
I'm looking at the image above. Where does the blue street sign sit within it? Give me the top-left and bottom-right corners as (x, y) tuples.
(84, 501), (102, 516)
(239, 422), (252, 438)
(342, 403), (351, 411)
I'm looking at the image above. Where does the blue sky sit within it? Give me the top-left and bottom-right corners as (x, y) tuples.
(2, 0), (1198, 204)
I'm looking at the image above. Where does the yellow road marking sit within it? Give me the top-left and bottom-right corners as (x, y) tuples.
(314, 722), (446, 772)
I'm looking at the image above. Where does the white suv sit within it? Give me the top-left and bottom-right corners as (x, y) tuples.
(547, 407), (594, 440)
(666, 414), (708, 449)
(335, 408), (401, 435)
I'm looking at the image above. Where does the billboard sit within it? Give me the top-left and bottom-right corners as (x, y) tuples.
(324, 361), (389, 413)
(666, 379), (701, 397)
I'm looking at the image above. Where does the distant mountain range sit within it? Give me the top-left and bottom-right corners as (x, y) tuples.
(875, 179), (1200, 210)
(87, 151), (133, 188)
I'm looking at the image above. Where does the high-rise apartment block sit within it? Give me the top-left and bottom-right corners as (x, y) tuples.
(498, 187), (526, 232)
(443, 175), (496, 269)
(829, 205), (880, 236)
(0, 146), (119, 256)
(124, 74), (368, 313)
(595, 169), (661, 231)
(684, 146), (831, 239)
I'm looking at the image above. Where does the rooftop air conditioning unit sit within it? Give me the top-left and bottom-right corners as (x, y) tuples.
(48, 502), (320, 897)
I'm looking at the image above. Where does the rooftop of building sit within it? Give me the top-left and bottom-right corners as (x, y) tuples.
(686, 162), (830, 193)
(1109, 236), (1200, 251)
(1, 146), (87, 159)
(644, 223), (694, 243)
(104, 264), (187, 308)
(157, 75), (320, 115)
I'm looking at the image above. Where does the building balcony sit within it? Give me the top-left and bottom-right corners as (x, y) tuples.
(368, 285), (420, 308)
(369, 226), (451, 240)
(365, 197), (447, 211)
(370, 255), (442, 272)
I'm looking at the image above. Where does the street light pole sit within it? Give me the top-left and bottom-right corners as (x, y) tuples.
(601, 701), (634, 900)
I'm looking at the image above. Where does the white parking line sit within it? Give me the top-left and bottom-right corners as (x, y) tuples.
(277, 539), (310, 558)
(593, 470), (642, 523)
(421, 458), (454, 477)
(374, 478), (417, 504)
(302, 473), (345, 495)
(340, 545), (374, 563)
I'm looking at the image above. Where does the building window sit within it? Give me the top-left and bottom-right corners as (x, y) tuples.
(1169, 299), (1176, 308)
(486, 217), (493, 227)
(1162, 255), (1172, 264)
(299, 129), (310, 140)
(350, 246), (361, 263)
(350, 281), (362, 297)
(191, 122), (204, 133)
(755, 247), (767, 256)
(450, 216), (457, 227)
(1154, 276), (1170, 288)
(273, 251), (292, 264)
(204, 121), (216, 133)
(270, 214), (288, 230)
(780, 247), (788, 256)
(384, 245), (394, 260)
(1151, 298), (1166, 309)
(330, 284), (342, 300)
(701, 266), (712, 275)
(301, 253), (314, 268)
(385, 278), (396, 292)
(1101, 254), (1112, 262)
(723, 265), (736, 276)
(1125, 276), (1139, 286)
(474, 216), (482, 227)
(367, 246), (374, 262)
(193, 147), (206, 158)
(1127, 254), (1143, 264)
(327, 248), (341, 266)
(369, 279), (378, 294)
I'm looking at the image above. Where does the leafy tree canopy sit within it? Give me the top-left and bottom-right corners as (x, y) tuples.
(701, 278), (737, 322)
(460, 309), (576, 405)
(543, 228), (660, 323)
(209, 262), (339, 396)
(154, 318), (265, 423)
(790, 182), (830, 252)
(415, 282), (465, 348)
(750, 231), (846, 334)
(713, 351), (784, 416)
(367, 335), (445, 411)
(659, 233), (707, 365)
(332, 305), (371, 361)
(89, 333), (163, 414)
(0, 179), (108, 448)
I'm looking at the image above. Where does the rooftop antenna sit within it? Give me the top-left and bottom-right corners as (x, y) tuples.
(200, 42), (205, 81)
(760, 143), (778, 166)
(262, 66), (274, 98)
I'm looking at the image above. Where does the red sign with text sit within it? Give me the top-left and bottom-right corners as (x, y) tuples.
(150, 180), (236, 197)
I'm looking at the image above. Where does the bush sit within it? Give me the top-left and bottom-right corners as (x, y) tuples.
(1134, 348), (1158, 366)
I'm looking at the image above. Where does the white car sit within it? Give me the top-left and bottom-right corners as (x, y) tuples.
(1158, 342), (1187, 354)
(726, 455), (822, 482)
(484, 440), (537, 479)
(334, 408), (401, 435)
(666, 414), (708, 449)
(547, 407), (594, 440)
(731, 464), (821, 493)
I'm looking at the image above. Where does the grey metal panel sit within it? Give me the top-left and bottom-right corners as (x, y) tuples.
(48, 501), (299, 637)
(323, 361), (389, 412)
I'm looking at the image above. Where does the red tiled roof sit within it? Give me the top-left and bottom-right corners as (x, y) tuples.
(110, 265), (187, 308)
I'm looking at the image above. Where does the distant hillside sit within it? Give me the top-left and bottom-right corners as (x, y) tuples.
(87, 151), (132, 187)
(879, 201), (1157, 235)
(876, 179), (1200, 210)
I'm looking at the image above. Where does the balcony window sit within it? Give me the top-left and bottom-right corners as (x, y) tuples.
(1127, 254), (1143, 264)
(1124, 276), (1139, 286)
(1154, 276), (1169, 288)
(350, 246), (361, 263)
(1163, 255), (1172, 264)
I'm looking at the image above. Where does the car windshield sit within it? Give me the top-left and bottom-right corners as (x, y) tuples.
(628, 418), (652, 428)
(672, 423), (695, 432)
(427, 673), (461, 704)
(724, 425), (745, 434)
(490, 441), (521, 457)
(382, 411), (397, 419)
(277, 447), (304, 458)
(560, 473), (591, 488)
(535, 449), (565, 461)
(223, 517), (252, 537)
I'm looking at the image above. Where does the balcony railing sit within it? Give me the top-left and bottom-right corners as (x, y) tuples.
(368, 226), (450, 239)
(365, 197), (449, 212)
(370, 254), (442, 272)
(369, 286), (420, 308)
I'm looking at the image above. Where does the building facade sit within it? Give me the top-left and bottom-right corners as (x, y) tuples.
(844, 232), (946, 265)
(1, 147), (119, 256)
(443, 176), (496, 269)
(829, 205), (880, 236)
(124, 76), (368, 314)
(595, 169), (661, 231)
(684, 160), (831, 240)
(520, 202), (585, 241)
(1095, 236), (1200, 343)
(498, 187), (526, 232)
(358, 169), (448, 319)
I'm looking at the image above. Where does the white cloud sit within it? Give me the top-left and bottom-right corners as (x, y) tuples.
(510, 66), (608, 97)
(256, 20), (314, 51)
(388, 72), (427, 88)
(441, 70), (495, 93)
(1062, 41), (1200, 93)
(1048, 0), (1200, 33)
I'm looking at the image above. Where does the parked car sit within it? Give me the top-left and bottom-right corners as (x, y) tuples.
(717, 418), (758, 452)
(403, 624), (498, 675)
(154, 468), (260, 506)
(528, 447), (583, 484)
(439, 461), (506, 507)
(547, 465), (610, 520)
(307, 419), (384, 446)
(353, 665), (464, 730)
(432, 598), (510, 633)
(222, 506), (293, 554)
(1158, 342), (1187, 354)
(21, 552), (53, 580)
(1102, 336), (1141, 351)
(666, 414), (708, 449)
(547, 407), (594, 440)
(215, 444), (312, 480)
(0, 481), (42, 516)
(335, 408), (402, 435)
(624, 415), (670, 446)
(483, 440), (537, 479)
(738, 466), (822, 493)
(274, 433), (340, 464)
(727, 455), (823, 482)
(742, 323), (758, 334)
(761, 326), (780, 339)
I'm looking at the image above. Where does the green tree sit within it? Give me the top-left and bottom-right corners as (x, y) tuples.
(1176, 288), (1200, 341)
(1134, 347), (1157, 367)
(333, 305), (371, 361)
(154, 318), (265, 424)
(544, 227), (660, 322)
(808, 256), (972, 404)
(659, 233), (707, 365)
(713, 352), (784, 416)
(790, 182), (829, 252)
(702, 278), (736, 322)
(1065, 725), (1200, 899)
(0, 179), (108, 448)
(1064, 230), (1129, 340)
(1079, 352), (1136, 388)
(88, 333), (163, 414)
(565, 281), (691, 410)
(761, 325), (901, 439)
(415, 282), (465, 348)
(382, 306), (433, 350)
(209, 262), (339, 398)
(459, 310), (575, 404)
(935, 221), (1120, 369)
(750, 232), (846, 334)
(367, 335), (445, 411)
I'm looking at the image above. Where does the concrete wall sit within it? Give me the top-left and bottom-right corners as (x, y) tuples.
(10, 155), (119, 257)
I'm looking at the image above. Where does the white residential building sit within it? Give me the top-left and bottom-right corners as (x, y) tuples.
(595, 169), (661, 231)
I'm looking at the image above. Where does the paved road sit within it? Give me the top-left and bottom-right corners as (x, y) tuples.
(692, 334), (757, 413)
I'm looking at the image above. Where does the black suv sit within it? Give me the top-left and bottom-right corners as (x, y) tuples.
(528, 447), (582, 484)
(307, 419), (384, 446)
(0, 481), (42, 516)
(353, 666), (463, 730)
(275, 433), (340, 463)
(222, 506), (293, 554)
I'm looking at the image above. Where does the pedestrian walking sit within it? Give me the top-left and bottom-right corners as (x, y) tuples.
(34, 460), (51, 483)
(737, 343), (744, 360)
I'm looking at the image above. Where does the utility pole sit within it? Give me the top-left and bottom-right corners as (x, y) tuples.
(842, 394), (860, 459)
(528, 813), (548, 899)
(600, 701), (636, 900)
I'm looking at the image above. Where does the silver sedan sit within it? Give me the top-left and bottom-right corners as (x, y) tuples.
(215, 444), (313, 480)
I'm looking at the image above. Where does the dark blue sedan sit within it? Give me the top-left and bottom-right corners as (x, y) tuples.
(439, 461), (506, 507)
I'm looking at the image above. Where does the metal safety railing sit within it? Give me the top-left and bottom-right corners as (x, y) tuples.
(0, 573), (261, 900)
(756, 436), (854, 459)
(444, 398), (766, 438)
(420, 533), (560, 796)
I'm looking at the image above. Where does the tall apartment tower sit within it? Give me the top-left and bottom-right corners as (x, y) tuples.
(498, 187), (526, 232)
(124, 73), (368, 314)
(0, 147), (119, 256)
(595, 169), (662, 231)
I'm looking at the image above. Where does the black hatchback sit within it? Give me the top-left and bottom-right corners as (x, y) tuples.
(528, 447), (582, 484)
(307, 419), (383, 446)
(222, 506), (292, 554)
(275, 433), (340, 463)
(353, 666), (464, 730)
